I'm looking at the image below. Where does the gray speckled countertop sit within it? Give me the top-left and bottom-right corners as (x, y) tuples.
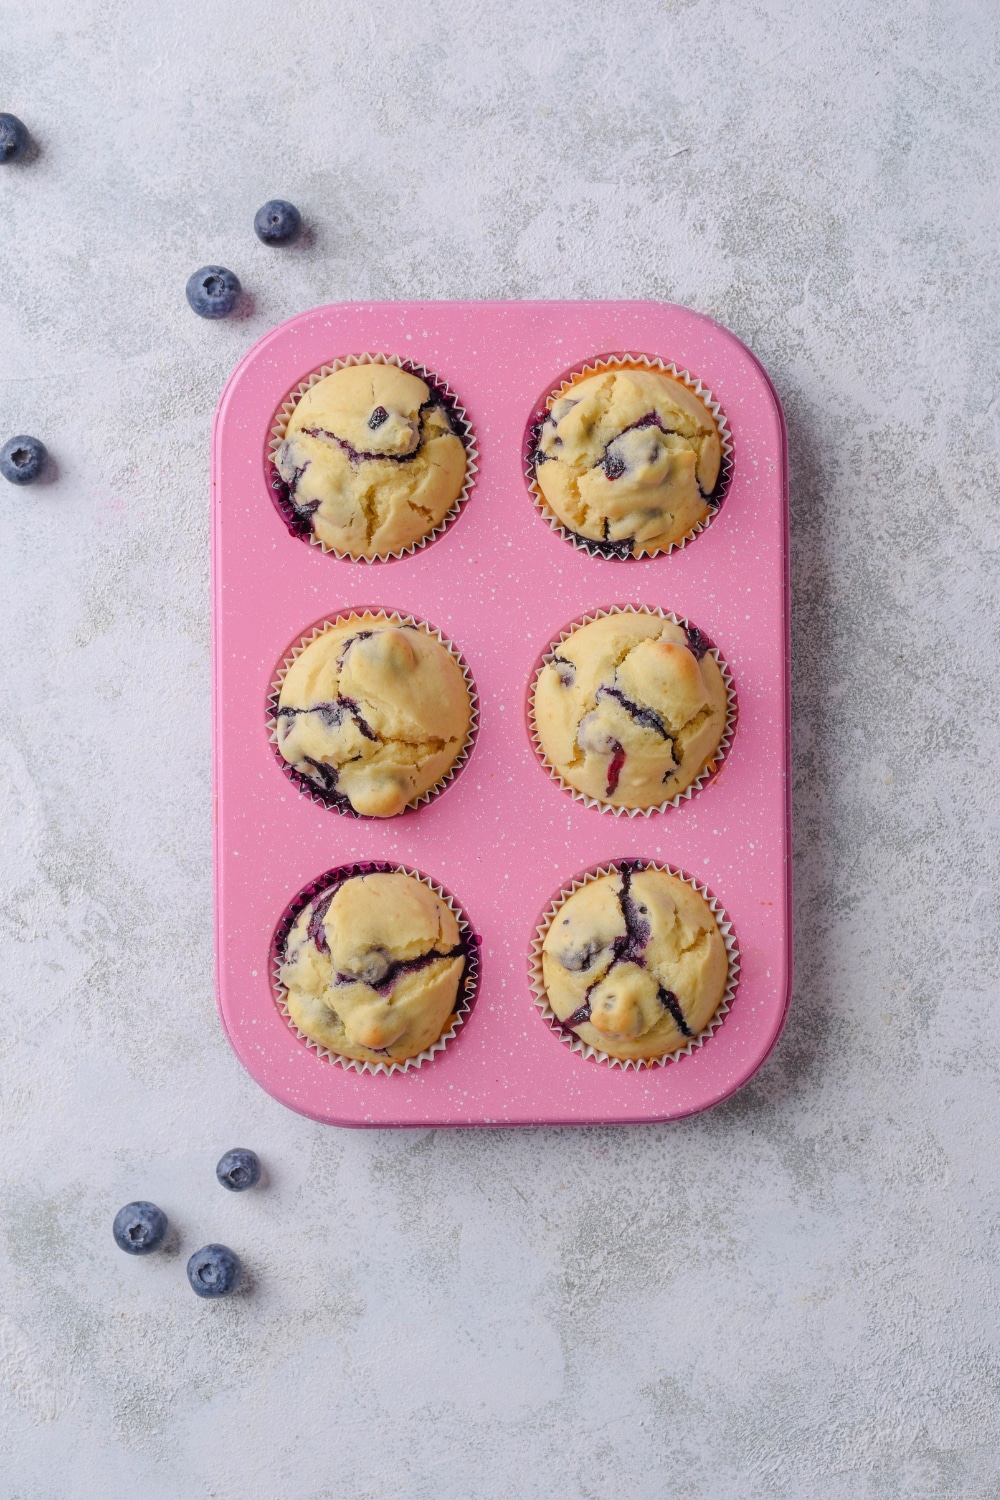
(2, 3), (998, 1496)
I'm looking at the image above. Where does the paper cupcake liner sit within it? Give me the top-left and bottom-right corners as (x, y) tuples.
(522, 353), (733, 561)
(529, 859), (740, 1070)
(266, 352), (478, 562)
(527, 605), (737, 818)
(270, 861), (481, 1076)
(267, 610), (479, 819)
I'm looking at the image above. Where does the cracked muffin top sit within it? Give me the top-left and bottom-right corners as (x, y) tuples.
(532, 611), (728, 810)
(275, 614), (473, 818)
(279, 871), (466, 1064)
(532, 367), (722, 557)
(540, 863), (728, 1060)
(274, 363), (468, 558)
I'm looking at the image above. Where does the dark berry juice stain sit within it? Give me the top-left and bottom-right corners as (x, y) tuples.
(559, 939), (606, 973)
(684, 623), (711, 659)
(306, 888), (338, 953)
(598, 685), (669, 740)
(565, 988), (598, 1029)
(269, 464), (318, 537)
(335, 696), (377, 741)
(611, 862), (651, 966)
(606, 740), (626, 797)
(598, 413), (667, 482)
(657, 986), (693, 1037)
(702, 448), (733, 508)
(336, 945), (464, 996)
(284, 696), (377, 742)
(587, 534), (636, 560)
(301, 424), (422, 467)
(335, 630), (374, 668)
(301, 757), (357, 814)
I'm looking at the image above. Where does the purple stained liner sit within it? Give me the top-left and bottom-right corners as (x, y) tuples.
(266, 611), (479, 821)
(266, 355), (476, 559)
(522, 353), (734, 562)
(270, 862), (482, 1073)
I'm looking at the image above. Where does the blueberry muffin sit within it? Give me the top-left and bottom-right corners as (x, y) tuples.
(278, 871), (467, 1064)
(532, 611), (728, 810)
(533, 366), (722, 557)
(540, 863), (728, 1060)
(274, 363), (468, 558)
(275, 614), (473, 818)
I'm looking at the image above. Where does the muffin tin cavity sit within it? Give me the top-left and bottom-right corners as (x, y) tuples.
(266, 352), (477, 562)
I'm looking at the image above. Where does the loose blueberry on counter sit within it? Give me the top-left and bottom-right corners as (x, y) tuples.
(0, 435), (47, 485)
(187, 1243), (243, 1299)
(113, 1201), (168, 1255)
(185, 265), (241, 319)
(0, 113), (30, 163)
(216, 1148), (261, 1192)
(254, 199), (302, 244)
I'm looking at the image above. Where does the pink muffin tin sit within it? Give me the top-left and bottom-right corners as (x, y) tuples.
(211, 300), (791, 1127)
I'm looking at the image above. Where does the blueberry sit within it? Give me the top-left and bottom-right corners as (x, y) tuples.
(253, 199), (302, 245)
(0, 114), (30, 163)
(113, 1201), (168, 1255)
(185, 265), (241, 319)
(551, 655), (575, 688)
(0, 435), (46, 485)
(216, 1148), (261, 1192)
(187, 1244), (243, 1299)
(558, 939), (605, 973)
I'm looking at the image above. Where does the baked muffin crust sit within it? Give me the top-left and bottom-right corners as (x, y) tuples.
(279, 872), (466, 1064)
(275, 614), (473, 818)
(540, 864), (728, 1060)
(533, 367), (722, 556)
(275, 363), (468, 558)
(532, 611), (728, 810)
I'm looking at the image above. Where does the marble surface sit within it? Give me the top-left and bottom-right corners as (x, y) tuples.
(1, 2), (998, 1495)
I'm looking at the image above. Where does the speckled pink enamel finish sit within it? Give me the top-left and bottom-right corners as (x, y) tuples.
(211, 301), (791, 1126)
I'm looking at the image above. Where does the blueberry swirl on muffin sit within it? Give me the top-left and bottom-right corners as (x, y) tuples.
(275, 614), (473, 818)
